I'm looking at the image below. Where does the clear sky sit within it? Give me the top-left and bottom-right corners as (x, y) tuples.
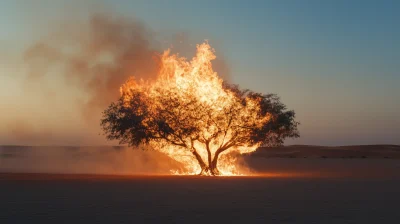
(0, 0), (399, 146)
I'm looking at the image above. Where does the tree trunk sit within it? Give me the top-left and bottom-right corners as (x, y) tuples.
(197, 157), (221, 176)
(205, 142), (212, 170)
(199, 165), (219, 176)
(209, 151), (221, 175)
(199, 167), (210, 175)
(193, 147), (222, 176)
(192, 149), (207, 174)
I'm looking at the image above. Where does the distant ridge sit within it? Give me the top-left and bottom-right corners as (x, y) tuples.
(251, 145), (400, 159)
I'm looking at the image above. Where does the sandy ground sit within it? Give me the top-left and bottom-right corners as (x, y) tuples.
(1, 173), (400, 223)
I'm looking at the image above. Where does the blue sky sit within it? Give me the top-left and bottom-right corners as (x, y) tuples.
(0, 0), (399, 145)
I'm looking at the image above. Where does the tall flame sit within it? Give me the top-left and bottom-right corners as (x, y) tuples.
(119, 42), (269, 175)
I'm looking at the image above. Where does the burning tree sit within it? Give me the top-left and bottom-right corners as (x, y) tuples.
(101, 42), (299, 175)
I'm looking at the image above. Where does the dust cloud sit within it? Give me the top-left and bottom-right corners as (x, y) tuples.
(0, 146), (183, 175)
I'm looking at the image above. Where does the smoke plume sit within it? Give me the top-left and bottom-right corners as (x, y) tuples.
(19, 12), (231, 144)
(24, 13), (160, 124)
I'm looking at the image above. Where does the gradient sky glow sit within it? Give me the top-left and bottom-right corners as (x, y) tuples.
(0, 0), (399, 146)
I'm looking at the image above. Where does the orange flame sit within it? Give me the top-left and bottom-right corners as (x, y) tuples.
(120, 42), (270, 175)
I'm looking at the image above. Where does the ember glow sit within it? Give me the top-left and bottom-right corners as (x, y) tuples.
(102, 41), (298, 176)
(115, 42), (268, 175)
